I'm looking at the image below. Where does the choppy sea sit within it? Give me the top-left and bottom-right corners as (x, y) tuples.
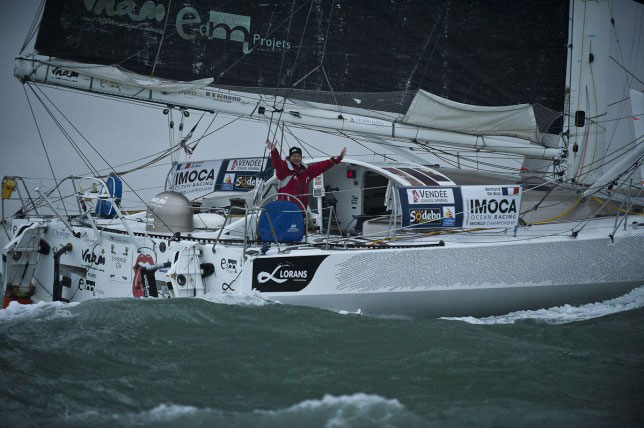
(1, 287), (643, 427)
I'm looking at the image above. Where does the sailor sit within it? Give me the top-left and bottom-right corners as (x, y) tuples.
(266, 139), (346, 209)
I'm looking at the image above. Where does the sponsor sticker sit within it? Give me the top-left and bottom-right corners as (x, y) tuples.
(252, 255), (328, 292)
(409, 208), (442, 225)
(442, 206), (456, 226)
(407, 188), (455, 205)
(132, 253), (155, 298)
(228, 158), (264, 172)
(171, 160), (221, 198)
(235, 175), (258, 189)
(220, 258), (238, 273)
(462, 186), (522, 228)
(49, 67), (83, 83)
(221, 173), (235, 190)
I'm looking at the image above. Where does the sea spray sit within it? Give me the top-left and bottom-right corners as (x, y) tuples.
(441, 285), (644, 325)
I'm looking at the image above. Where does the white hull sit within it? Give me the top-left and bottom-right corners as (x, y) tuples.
(3, 216), (642, 317)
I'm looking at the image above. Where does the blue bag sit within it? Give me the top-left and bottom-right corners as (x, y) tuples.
(95, 173), (122, 218)
(258, 201), (304, 242)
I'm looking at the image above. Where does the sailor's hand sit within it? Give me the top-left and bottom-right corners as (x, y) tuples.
(338, 147), (347, 161)
(266, 139), (277, 151)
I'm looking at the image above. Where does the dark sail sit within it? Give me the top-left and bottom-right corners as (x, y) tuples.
(35, 1), (568, 111)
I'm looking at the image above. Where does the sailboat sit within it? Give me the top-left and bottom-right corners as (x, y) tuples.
(1, 0), (642, 317)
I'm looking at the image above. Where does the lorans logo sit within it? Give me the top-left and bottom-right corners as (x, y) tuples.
(256, 262), (308, 284)
(252, 255), (327, 293)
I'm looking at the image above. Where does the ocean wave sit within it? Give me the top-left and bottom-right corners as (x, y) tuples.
(56, 394), (426, 427)
(0, 300), (79, 324)
(199, 290), (276, 307)
(442, 285), (644, 325)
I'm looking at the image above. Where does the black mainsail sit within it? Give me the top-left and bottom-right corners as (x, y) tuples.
(17, 0), (572, 158)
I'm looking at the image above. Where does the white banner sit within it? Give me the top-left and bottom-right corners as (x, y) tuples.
(227, 157), (264, 172)
(461, 186), (522, 228)
(406, 188), (455, 204)
(171, 160), (222, 199)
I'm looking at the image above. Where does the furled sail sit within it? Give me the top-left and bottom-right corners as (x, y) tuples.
(36, 59), (214, 92)
(403, 90), (542, 143)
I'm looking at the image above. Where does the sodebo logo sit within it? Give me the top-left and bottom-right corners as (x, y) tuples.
(409, 208), (442, 225)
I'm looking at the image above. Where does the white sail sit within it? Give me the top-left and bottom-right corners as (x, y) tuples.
(564, 0), (611, 185)
(583, 89), (644, 197)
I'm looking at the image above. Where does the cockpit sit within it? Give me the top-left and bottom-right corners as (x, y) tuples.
(166, 156), (465, 237)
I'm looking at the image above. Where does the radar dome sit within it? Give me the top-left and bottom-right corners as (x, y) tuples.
(146, 191), (194, 234)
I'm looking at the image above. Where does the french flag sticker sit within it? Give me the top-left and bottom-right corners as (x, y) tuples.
(502, 187), (520, 195)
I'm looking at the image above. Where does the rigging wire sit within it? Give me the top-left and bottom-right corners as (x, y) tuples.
(25, 88), (171, 222)
(22, 85), (69, 217)
(167, 109), (175, 163)
(28, 84), (100, 176)
(273, 0), (298, 94)
(189, 112), (218, 154)
(610, 56), (644, 87)
(151, 0), (173, 77)
(19, 0), (46, 55)
(418, 5), (447, 88)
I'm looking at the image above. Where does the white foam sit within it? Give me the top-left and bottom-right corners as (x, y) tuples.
(199, 289), (276, 307)
(61, 404), (201, 426)
(280, 393), (402, 411)
(442, 285), (644, 325)
(144, 404), (200, 421)
(338, 308), (362, 316)
(260, 393), (412, 427)
(61, 394), (422, 426)
(0, 300), (79, 323)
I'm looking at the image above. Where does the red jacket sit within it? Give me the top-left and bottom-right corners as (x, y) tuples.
(270, 148), (341, 209)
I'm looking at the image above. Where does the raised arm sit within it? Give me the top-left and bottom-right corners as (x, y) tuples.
(306, 147), (346, 179)
(267, 140), (289, 180)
